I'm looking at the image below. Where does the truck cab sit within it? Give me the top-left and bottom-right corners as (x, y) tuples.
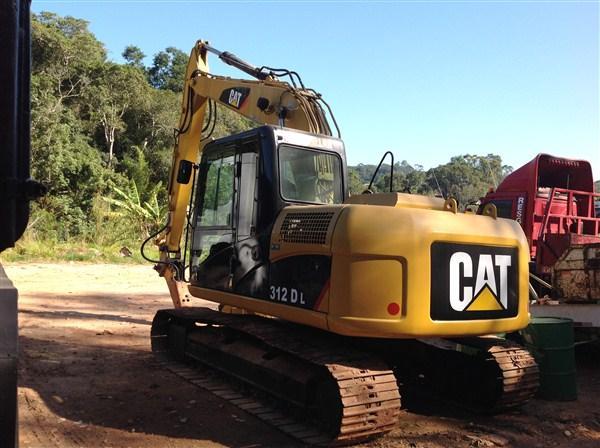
(480, 154), (600, 274)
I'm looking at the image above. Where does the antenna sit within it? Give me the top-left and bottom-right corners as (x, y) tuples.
(431, 167), (444, 198)
(483, 157), (498, 189)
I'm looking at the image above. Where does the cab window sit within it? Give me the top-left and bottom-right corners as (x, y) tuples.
(279, 145), (343, 204)
(198, 154), (235, 227)
(487, 199), (514, 219)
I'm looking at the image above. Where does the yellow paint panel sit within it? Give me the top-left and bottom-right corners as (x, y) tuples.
(188, 286), (328, 331)
(345, 192), (445, 210)
(326, 203), (531, 338)
(467, 286), (503, 311)
(186, 196), (532, 339)
(330, 256), (405, 320)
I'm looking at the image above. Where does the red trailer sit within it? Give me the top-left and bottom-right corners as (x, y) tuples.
(480, 154), (600, 319)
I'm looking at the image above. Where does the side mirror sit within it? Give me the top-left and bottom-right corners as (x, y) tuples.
(176, 160), (193, 184)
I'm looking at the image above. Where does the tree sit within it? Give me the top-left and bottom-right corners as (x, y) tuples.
(29, 100), (118, 238)
(425, 154), (512, 206)
(30, 13), (114, 237)
(122, 45), (146, 70)
(148, 46), (188, 92)
(28, 11), (270, 243)
(86, 63), (150, 167)
(348, 154), (509, 205)
(122, 88), (179, 151)
(210, 104), (254, 139)
(31, 12), (106, 125)
(348, 168), (365, 195)
(402, 165), (431, 194)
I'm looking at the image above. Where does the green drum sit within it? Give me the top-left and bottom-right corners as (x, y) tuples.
(521, 317), (577, 401)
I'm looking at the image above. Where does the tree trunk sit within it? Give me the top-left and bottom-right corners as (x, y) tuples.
(107, 127), (115, 167)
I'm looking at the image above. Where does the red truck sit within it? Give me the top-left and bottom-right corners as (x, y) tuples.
(480, 154), (600, 329)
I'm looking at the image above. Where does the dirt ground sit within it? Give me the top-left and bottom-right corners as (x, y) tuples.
(5, 262), (600, 448)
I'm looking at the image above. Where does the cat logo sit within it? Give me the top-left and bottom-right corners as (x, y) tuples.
(430, 242), (518, 321)
(228, 90), (243, 108)
(449, 252), (511, 312)
(219, 87), (250, 110)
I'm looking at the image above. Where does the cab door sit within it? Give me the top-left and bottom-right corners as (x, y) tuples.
(230, 147), (267, 298)
(191, 138), (263, 295)
(192, 149), (236, 291)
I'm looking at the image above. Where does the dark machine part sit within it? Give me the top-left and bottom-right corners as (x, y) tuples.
(379, 338), (539, 413)
(151, 308), (538, 445)
(0, 1), (38, 447)
(151, 307), (401, 445)
(367, 151), (395, 193)
(0, 265), (19, 448)
(0, 0), (39, 251)
(203, 44), (271, 81)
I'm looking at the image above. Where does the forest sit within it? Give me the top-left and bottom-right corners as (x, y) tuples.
(8, 12), (518, 261)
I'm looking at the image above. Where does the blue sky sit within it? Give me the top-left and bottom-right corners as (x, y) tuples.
(33, 1), (599, 177)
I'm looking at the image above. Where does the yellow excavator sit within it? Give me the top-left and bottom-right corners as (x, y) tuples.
(148, 40), (539, 445)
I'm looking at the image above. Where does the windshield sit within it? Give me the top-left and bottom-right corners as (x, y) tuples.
(279, 145), (343, 204)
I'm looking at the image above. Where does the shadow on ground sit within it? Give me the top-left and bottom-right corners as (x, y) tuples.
(20, 308), (152, 326)
(18, 331), (300, 447)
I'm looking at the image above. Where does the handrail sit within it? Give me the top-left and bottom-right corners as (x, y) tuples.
(537, 187), (557, 242)
(545, 187), (600, 198)
(535, 213), (600, 237)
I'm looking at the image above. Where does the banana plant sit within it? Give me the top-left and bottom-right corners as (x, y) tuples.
(103, 180), (165, 238)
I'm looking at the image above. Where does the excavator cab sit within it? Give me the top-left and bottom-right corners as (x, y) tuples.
(189, 125), (347, 298)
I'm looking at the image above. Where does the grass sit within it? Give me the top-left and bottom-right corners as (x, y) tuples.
(0, 238), (159, 264)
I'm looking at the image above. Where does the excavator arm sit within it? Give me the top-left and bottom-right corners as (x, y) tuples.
(157, 40), (337, 307)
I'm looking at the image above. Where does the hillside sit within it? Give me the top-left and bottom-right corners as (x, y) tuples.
(20, 11), (592, 256)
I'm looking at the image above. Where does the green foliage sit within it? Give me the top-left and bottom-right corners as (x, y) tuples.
(85, 62), (151, 166)
(121, 146), (151, 201)
(198, 156), (235, 226)
(210, 104), (255, 139)
(31, 12), (114, 238)
(148, 46), (188, 92)
(29, 12), (189, 250)
(424, 154), (511, 206)
(348, 168), (366, 195)
(350, 160), (432, 195)
(102, 181), (166, 238)
(26, 10), (521, 263)
(32, 12), (106, 102)
(0, 237), (147, 264)
(122, 45), (146, 70)
(349, 154), (511, 208)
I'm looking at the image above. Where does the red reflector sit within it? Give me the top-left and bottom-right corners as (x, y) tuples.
(387, 302), (400, 316)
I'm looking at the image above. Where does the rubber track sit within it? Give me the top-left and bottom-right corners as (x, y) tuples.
(487, 342), (539, 411)
(152, 307), (401, 446)
(154, 357), (338, 446)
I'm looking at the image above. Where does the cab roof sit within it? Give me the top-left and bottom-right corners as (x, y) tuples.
(497, 153), (595, 193)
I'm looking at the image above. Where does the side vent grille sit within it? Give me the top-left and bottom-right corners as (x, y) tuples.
(279, 212), (335, 245)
